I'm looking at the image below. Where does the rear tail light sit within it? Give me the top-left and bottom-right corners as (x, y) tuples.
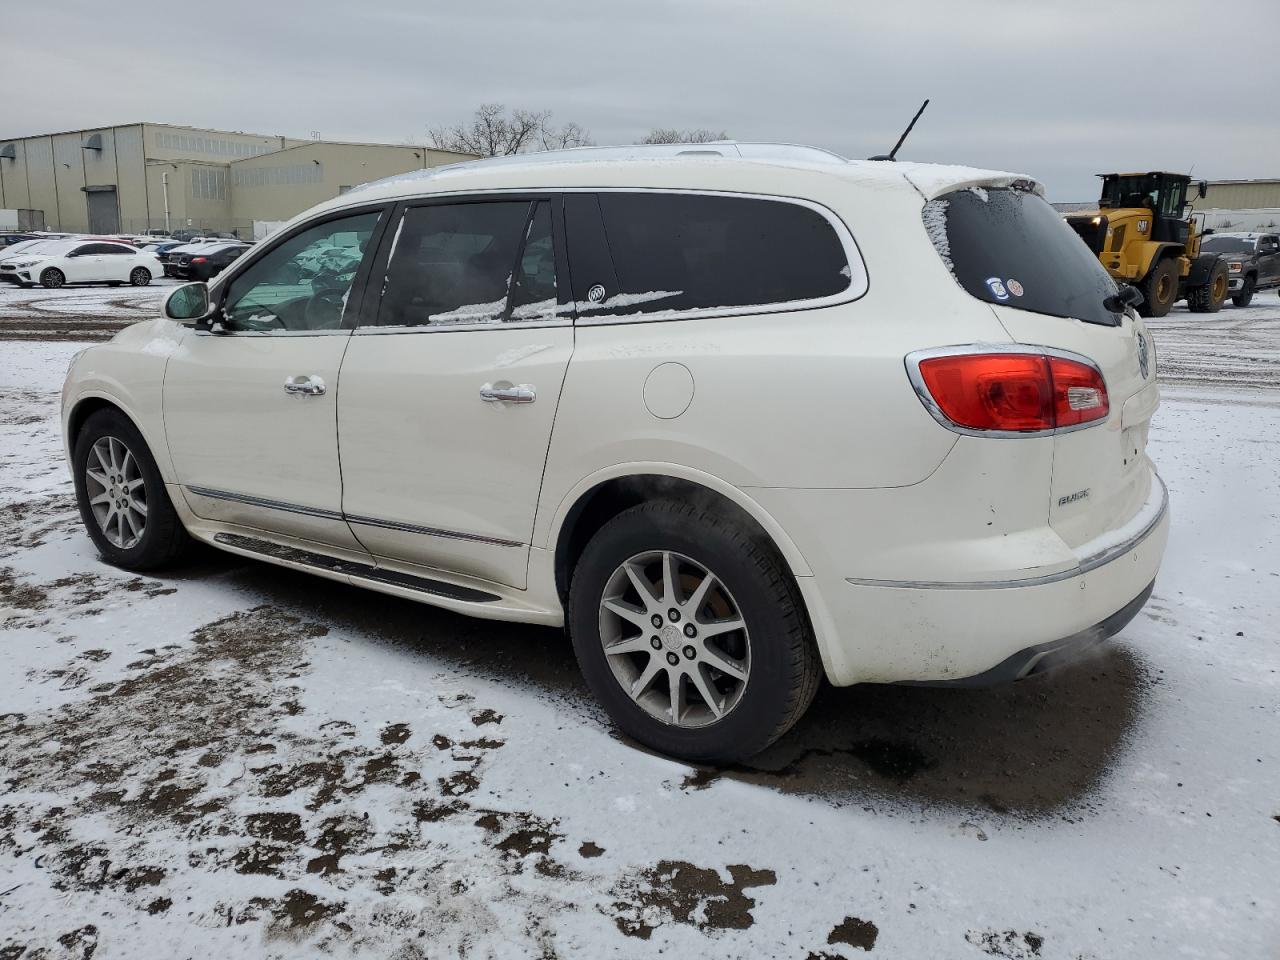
(191, 256), (208, 264)
(910, 349), (1109, 434)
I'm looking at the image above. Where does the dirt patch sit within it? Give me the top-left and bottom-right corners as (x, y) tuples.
(609, 860), (776, 939)
(965, 929), (1045, 958)
(471, 709), (503, 726)
(578, 841), (605, 858)
(0, 495), (81, 555)
(380, 722), (411, 745)
(828, 915), (879, 951)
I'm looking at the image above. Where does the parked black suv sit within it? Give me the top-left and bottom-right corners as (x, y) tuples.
(168, 242), (249, 281)
(1200, 232), (1280, 306)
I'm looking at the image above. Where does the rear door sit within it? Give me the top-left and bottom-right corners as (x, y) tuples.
(336, 195), (574, 589)
(1260, 235), (1280, 285)
(923, 185), (1158, 551)
(98, 243), (135, 280)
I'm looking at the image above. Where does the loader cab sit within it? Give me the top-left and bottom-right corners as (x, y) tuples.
(1097, 172), (1204, 244)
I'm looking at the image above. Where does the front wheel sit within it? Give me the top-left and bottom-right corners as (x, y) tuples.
(72, 408), (191, 570)
(1137, 259), (1178, 317)
(568, 500), (821, 763)
(1232, 276), (1255, 307)
(40, 268), (65, 289)
(129, 267), (152, 286)
(1188, 261), (1229, 313)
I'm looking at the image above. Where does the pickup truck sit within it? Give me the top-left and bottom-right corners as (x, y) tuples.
(1200, 231), (1280, 306)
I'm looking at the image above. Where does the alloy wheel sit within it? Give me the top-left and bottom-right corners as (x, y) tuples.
(597, 550), (751, 728)
(85, 436), (147, 549)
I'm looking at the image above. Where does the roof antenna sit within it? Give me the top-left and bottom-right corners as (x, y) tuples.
(869, 99), (930, 161)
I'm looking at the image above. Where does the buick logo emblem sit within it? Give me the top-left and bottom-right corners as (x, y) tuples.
(1136, 331), (1150, 379)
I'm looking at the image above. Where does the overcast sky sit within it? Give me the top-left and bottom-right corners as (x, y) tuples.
(6, 0), (1278, 200)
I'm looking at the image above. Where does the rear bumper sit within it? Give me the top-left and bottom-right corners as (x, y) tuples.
(905, 578), (1154, 687)
(761, 468), (1169, 686)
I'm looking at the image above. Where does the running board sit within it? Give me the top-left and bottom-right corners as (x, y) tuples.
(213, 533), (501, 603)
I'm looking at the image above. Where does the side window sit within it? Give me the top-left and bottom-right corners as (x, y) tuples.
(221, 210), (381, 332)
(376, 200), (556, 327)
(101, 244), (132, 255)
(508, 202), (560, 321)
(578, 193), (852, 317)
(70, 244), (96, 257)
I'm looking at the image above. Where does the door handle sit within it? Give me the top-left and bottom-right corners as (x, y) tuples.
(479, 383), (536, 403)
(284, 374), (326, 397)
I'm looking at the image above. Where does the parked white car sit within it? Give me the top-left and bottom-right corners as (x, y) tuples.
(0, 239), (161, 288)
(60, 143), (1169, 762)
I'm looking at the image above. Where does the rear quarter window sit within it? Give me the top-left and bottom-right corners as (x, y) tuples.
(570, 192), (855, 317)
(925, 187), (1120, 327)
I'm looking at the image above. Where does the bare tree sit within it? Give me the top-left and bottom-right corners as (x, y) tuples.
(638, 128), (730, 145)
(428, 103), (593, 157)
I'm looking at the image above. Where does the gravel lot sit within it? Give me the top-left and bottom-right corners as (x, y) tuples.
(0, 291), (1277, 958)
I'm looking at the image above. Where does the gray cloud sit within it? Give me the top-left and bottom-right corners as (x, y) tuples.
(6, 0), (1278, 199)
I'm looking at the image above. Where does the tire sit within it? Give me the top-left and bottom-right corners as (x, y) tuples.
(72, 408), (191, 571)
(129, 267), (152, 287)
(1188, 260), (1229, 313)
(1232, 275), (1255, 307)
(1137, 258), (1178, 317)
(40, 267), (65, 289)
(568, 499), (821, 763)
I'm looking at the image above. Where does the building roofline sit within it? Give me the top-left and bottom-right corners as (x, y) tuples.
(227, 139), (479, 164)
(1204, 178), (1280, 186)
(1, 121), (294, 143)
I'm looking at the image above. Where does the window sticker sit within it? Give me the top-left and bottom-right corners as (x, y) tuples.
(985, 276), (1010, 301)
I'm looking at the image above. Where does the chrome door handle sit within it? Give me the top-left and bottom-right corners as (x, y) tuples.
(479, 383), (536, 403)
(284, 374), (326, 397)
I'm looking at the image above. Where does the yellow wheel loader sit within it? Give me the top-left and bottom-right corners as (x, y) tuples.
(1066, 172), (1228, 317)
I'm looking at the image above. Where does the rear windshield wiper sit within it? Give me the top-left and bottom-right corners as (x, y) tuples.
(1103, 284), (1143, 317)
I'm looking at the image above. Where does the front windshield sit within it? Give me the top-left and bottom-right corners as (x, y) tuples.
(1, 240), (55, 258)
(1201, 236), (1256, 254)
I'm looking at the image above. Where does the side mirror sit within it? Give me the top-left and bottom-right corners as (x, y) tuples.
(164, 281), (212, 325)
(1198, 181), (1208, 199)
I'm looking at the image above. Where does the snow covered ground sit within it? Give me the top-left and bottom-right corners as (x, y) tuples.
(0, 307), (1278, 958)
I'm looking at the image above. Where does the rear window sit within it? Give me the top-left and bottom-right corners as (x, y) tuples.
(572, 192), (852, 316)
(924, 187), (1120, 327)
(1201, 236), (1256, 254)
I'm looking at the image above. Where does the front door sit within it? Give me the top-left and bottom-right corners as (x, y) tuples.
(337, 197), (573, 588)
(62, 242), (107, 282)
(163, 206), (388, 550)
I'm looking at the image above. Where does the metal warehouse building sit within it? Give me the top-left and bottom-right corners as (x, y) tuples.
(0, 123), (475, 237)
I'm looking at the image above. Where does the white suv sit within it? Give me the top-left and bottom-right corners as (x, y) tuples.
(61, 143), (1169, 762)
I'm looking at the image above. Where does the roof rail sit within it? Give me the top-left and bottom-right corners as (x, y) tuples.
(351, 141), (850, 193)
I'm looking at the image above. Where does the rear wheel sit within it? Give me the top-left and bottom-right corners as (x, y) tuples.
(129, 267), (152, 286)
(1232, 275), (1255, 307)
(72, 408), (191, 571)
(568, 500), (821, 763)
(40, 267), (65, 289)
(1137, 258), (1178, 317)
(1188, 261), (1229, 313)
